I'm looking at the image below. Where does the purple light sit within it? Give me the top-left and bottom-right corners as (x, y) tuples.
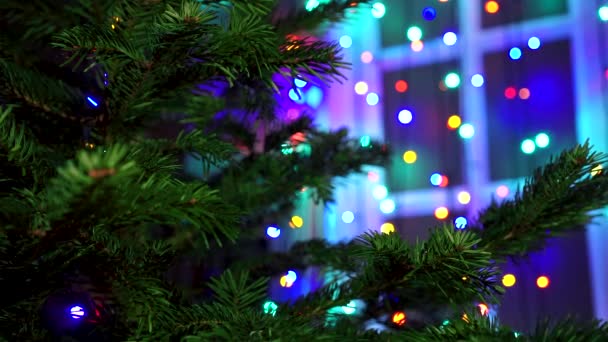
(86, 96), (99, 107)
(70, 305), (85, 319)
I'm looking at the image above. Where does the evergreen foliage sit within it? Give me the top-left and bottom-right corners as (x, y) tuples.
(0, 0), (607, 340)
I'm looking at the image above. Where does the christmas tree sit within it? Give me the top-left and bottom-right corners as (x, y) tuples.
(0, 0), (607, 341)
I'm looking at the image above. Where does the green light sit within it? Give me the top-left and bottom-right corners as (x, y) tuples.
(305, 0), (320, 11)
(534, 133), (550, 148)
(263, 301), (278, 316)
(521, 139), (536, 154)
(360, 135), (371, 147)
(371, 2), (386, 18)
(406, 26), (422, 41)
(599, 6), (608, 21)
(444, 72), (460, 88)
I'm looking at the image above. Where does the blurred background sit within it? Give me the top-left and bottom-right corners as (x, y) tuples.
(188, 0), (608, 333)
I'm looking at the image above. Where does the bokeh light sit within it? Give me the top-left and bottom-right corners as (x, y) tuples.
(372, 185), (388, 200)
(528, 36), (541, 49)
(380, 199), (396, 214)
(454, 216), (467, 229)
(502, 274), (516, 287)
(266, 226), (281, 238)
(591, 164), (603, 177)
(339, 35), (352, 48)
(392, 311), (407, 326)
(410, 40), (424, 52)
(360, 135), (371, 147)
(536, 275), (550, 289)
(407, 26), (423, 41)
(398, 109), (413, 124)
(305, 0), (320, 11)
(395, 80), (409, 93)
(447, 115), (462, 130)
(422, 7), (436, 21)
(478, 303), (489, 316)
(291, 215), (304, 228)
(381, 222), (395, 234)
(496, 185), (509, 198)
(504, 87), (517, 99)
(443, 31), (457, 46)
(430, 173), (443, 186)
(294, 78), (307, 87)
(354, 81), (368, 95)
(518, 88), (530, 100)
(458, 123), (475, 139)
(70, 306), (85, 319)
(535, 133), (550, 148)
(361, 51), (374, 63)
(263, 301), (278, 316)
(280, 275), (293, 287)
(439, 175), (449, 187)
(341, 211), (355, 223)
(366, 92), (379, 106)
(485, 1), (499, 14)
(599, 6), (608, 21)
(434, 207), (449, 220)
(341, 300), (357, 315)
(509, 47), (522, 60)
(403, 150), (417, 164)
(521, 139), (536, 154)
(457, 191), (471, 204)
(371, 2), (386, 18)
(368, 171), (380, 182)
(444, 72), (461, 88)
(471, 74), (484, 87)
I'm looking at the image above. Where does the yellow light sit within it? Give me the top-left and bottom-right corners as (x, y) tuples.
(434, 206), (449, 220)
(447, 115), (462, 130)
(403, 150), (417, 164)
(502, 273), (516, 287)
(462, 313), (469, 322)
(478, 303), (489, 316)
(291, 215), (303, 228)
(380, 222), (395, 234)
(354, 81), (369, 95)
(457, 191), (471, 204)
(462, 276), (468, 281)
(410, 40), (424, 52)
(280, 275), (293, 287)
(592, 164), (603, 176)
(536, 275), (550, 289)
(392, 311), (406, 326)
(485, 1), (499, 14)
(111, 24), (116, 29)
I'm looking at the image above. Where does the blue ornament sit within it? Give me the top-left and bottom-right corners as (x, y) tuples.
(422, 7), (436, 21)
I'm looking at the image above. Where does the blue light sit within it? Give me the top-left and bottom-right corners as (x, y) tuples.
(366, 92), (379, 106)
(86, 96), (99, 107)
(306, 86), (323, 108)
(294, 78), (307, 87)
(379, 198), (395, 214)
(286, 270), (297, 282)
(341, 211), (355, 223)
(422, 7), (436, 21)
(398, 109), (413, 124)
(339, 35), (353, 48)
(70, 305), (85, 319)
(509, 47), (522, 60)
(442, 32), (457, 46)
(527, 37), (541, 50)
(266, 226), (281, 238)
(454, 216), (468, 229)
(288, 89), (305, 103)
(430, 173), (442, 186)
(471, 74), (484, 87)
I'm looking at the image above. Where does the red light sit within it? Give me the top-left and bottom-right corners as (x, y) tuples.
(439, 175), (449, 187)
(368, 171), (379, 182)
(504, 87), (517, 99)
(392, 311), (406, 326)
(395, 80), (408, 93)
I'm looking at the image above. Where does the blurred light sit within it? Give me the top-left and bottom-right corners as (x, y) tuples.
(518, 88), (530, 100)
(434, 207), (449, 220)
(280, 275), (293, 287)
(406, 26), (422, 41)
(306, 86), (323, 108)
(287, 108), (299, 120)
(410, 40), (424, 52)
(294, 78), (307, 87)
(592, 165), (603, 177)
(368, 171), (380, 182)
(521, 139), (536, 154)
(457, 191), (471, 204)
(291, 215), (303, 228)
(447, 115), (461, 130)
(286, 270), (298, 283)
(439, 175), (449, 187)
(509, 47), (522, 60)
(263, 301), (278, 316)
(372, 185), (388, 200)
(535, 133), (550, 148)
(361, 51), (374, 63)
(443, 31), (457, 46)
(536, 275), (550, 289)
(504, 87), (517, 99)
(454, 216), (467, 229)
(471, 74), (484, 87)
(305, 0), (320, 11)
(395, 80), (408, 93)
(354, 81), (369, 95)
(528, 36), (541, 49)
(599, 6), (608, 21)
(379, 199), (395, 214)
(371, 2), (386, 18)
(339, 35), (353, 48)
(496, 185), (509, 198)
(502, 274), (516, 287)
(342, 300), (357, 314)
(458, 123), (475, 139)
(392, 311), (406, 326)
(430, 173), (443, 186)
(403, 150), (417, 164)
(86, 96), (99, 107)
(360, 135), (371, 147)
(485, 1), (499, 14)
(422, 7), (436, 21)
(398, 109), (413, 124)
(266, 226), (281, 238)
(289, 88), (305, 103)
(478, 303), (489, 316)
(444, 72), (460, 88)
(70, 306), (85, 319)
(438, 80), (448, 91)
(366, 92), (379, 105)
(380, 222), (395, 234)
(342, 211), (355, 223)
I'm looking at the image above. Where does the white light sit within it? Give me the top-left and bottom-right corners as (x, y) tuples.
(444, 73), (460, 88)
(535, 133), (550, 148)
(406, 26), (422, 41)
(339, 35), (353, 48)
(459, 123), (475, 139)
(372, 185), (388, 200)
(366, 92), (379, 106)
(266, 226), (281, 238)
(379, 199), (395, 214)
(442, 32), (457, 46)
(294, 78), (307, 87)
(286, 270), (297, 283)
(341, 211), (355, 223)
(454, 216), (468, 229)
(528, 36), (541, 50)
(521, 139), (536, 154)
(371, 2), (386, 18)
(398, 109), (413, 124)
(471, 74), (484, 87)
